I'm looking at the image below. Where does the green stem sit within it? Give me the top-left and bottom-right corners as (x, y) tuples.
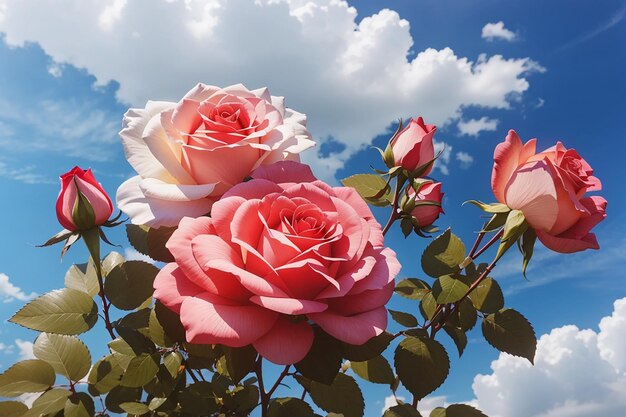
(382, 175), (405, 236)
(82, 228), (116, 340)
(255, 357), (269, 417)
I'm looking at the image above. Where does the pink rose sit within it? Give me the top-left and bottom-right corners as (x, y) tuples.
(117, 84), (315, 228)
(406, 181), (444, 227)
(492, 130), (606, 253)
(389, 117), (436, 173)
(56, 167), (113, 231)
(153, 161), (401, 365)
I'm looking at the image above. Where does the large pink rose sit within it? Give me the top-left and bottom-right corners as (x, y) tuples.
(117, 84), (315, 228)
(492, 130), (606, 253)
(153, 161), (401, 365)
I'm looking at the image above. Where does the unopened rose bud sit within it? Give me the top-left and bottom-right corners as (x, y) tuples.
(405, 181), (444, 228)
(386, 117), (436, 173)
(56, 167), (113, 231)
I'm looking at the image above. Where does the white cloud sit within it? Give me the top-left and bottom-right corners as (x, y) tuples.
(124, 247), (155, 264)
(482, 21), (517, 42)
(434, 141), (452, 175)
(382, 395), (405, 414)
(0, 99), (120, 162)
(0, 162), (53, 184)
(455, 151), (474, 168)
(458, 117), (499, 137)
(0, 273), (37, 303)
(472, 297), (626, 417)
(14, 339), (35, 360)
(0, 0), (543, 181)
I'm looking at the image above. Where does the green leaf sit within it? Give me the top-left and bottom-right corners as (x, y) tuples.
(394, 336), (449, 400)
(465, 200), (510, 213)
(0, 401), (28, 417)
(430, 408), (445, 417)
(148, 308), (171, 347)
(432, 275), (469, 304)
(350, 355), (395, 385)
(163, 351), (183, 378)
(115, 327), (156, 356)
(22, 389), (71, 417)
(268, 398), (315, 417)
(443, 326), (467, 357)
(419, 293), (437, 322)
(33, 333), (91, 382)
(120, 353), (160, 387)
(482, 309), (537, 363)
(520, 228), (537, 277)
(309, 373), (364, 417)
(296, 328), (342, 384)
(114, 308), (151, 332)
(228, 385), (260, 413)
(468, 278), (504, 314)
(153, 301), (186, 344)
(105, 386), (142, 414)
(178, 382), (220, 415)
(389, 310), (419, 327)
(64, 261), (99, 297)
(384, 404), (423, 417)
(220, 345), (257, 383)
(102, 251), (125, 275)
(9, 288), (98, 335)
(395, 279), (431, 300)
(401, 216), (414, 238)
(341, 174), (390, 199)
(447, 299), (477, 332)
(119, 402), (150, 415)
(64, 392), (95, 417)
(430, 404), (488, 417)
(125, 224), (151, 258)
(105, 261), (159, 310)
(0, 360), (56, 397)
(87, 355), (124, 394)
(148, 397), (168, 411)
(421, 229), (466, 278)
(147, 226), (176, 262)
(341, 331), (394, 362)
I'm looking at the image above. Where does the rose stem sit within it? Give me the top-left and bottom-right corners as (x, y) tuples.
(82, 227), (116, 340)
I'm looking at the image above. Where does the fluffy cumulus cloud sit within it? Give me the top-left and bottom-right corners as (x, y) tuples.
(0, 0), (543, 180)
(458, 116), (499, 137)
(472, 297), (626, 417)
(482, 21), (517, 42)
(0, 273), (37, 303)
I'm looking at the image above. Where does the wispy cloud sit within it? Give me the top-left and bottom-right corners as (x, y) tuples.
(0, 99), (120, 161)
(495, 235), (626, 296)
(557, 4), (626, 52)
(0, 162), (54, 184)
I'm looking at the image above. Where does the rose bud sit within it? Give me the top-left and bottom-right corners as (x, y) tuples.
(56, 167), (113, 231)
(386, 117), (436, 173)
(404, 180), (444, 227)
(492, 130), (606, 253)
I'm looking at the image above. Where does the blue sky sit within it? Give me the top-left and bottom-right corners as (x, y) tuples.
(0, 1), (625, 416)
